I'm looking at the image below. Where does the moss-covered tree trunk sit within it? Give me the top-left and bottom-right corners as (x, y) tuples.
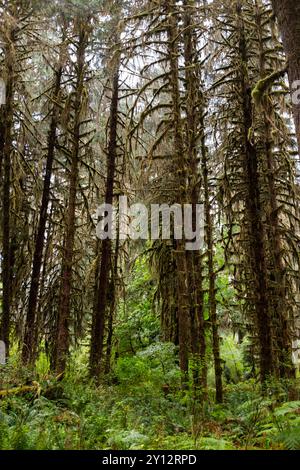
(236, 2), (274, 383)
(22, 54), (64, 365)
(183, 0), (207, 398)
(0, 24), (16, 357)
(105, 213), (120, 375)
(254, 6), (295, 380)
(53, 22), (88, 374)
(201, 136), (223, 402)
(166, 0), (190, 383)
(89, 48), (120, 379)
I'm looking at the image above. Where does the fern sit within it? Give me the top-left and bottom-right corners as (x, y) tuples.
(273, 401), (300, 418)
(199, 437), (234, 450)
(276, 426), (300, 450)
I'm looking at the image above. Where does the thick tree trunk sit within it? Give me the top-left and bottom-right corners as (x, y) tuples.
(244, 106), (274, 384)
(89, 53), (120, 379)
(237, 3), (274, 383)
(272, 0), (300, 152)
(22, 64), (63, 365)
(188, 0), (223, 398)
(0, 27), (16, 356)
(0, 117), (4, 182)
(183, 0), (207, 398)
(166, 0), (190, 383)
(255, 6), (295, 380)
(263, 130), (295, 379)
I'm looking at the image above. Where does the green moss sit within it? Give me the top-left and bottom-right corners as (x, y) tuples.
(251, 67), (287, 105)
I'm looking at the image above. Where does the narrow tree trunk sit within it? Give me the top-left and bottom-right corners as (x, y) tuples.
(183, 0), (207, 397)
(166, 0), (190, 383)
(105, 215), (120, 375)
(22, 63), (63, 365)
(35, 201), (54, 354)
(202, 138), (223, 403)
(53, 24), (88, 374)
(89, 51), (120, 379)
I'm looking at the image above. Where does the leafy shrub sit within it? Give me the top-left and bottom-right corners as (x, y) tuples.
(107, 430), (150, 450)
(221, 336), (244, 384)
(199, 437), (234, 450)
(115, 356), (151, 386)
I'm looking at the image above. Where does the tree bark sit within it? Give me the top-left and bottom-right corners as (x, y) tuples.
(53, 24), (88, 374)
(22, 62), (63, 365)
(202, 137), (223, 403)
(105, 214), (120, 375)
(89, 51), (120, 379)
(183, 0), (207, 397)
(272, 0), (300, 152)
(237, 3), (274, 383)
(255, 2), (295, 380)
(166, 0), (190, 383)
(0, 26), (16, 356)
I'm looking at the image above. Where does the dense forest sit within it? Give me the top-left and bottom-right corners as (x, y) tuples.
(0, 0), (300, 452)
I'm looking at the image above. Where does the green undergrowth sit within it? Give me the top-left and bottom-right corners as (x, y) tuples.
(0, 346), (299, 450)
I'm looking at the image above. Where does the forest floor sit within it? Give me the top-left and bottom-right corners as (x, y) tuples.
(0, 345), (300, 450)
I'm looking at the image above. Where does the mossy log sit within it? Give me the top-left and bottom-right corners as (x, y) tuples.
(0, 381), (41, 398)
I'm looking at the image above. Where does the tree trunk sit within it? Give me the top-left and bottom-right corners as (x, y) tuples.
(263, 128), (295, 379)
(255, 3), (295, 380)
(89, 51), (120, 379)
(105, 215), (120, 375)
(202, 138), (223, 403)
(22, 62), (63, 365)
(272, 0), (300, 152)
(237, 3), (274, 383)
(183, 0), (207, 397)
(53, 24), (88, 374)
(166, 0), (190, 384)
(0, 26), (16, 357)
(182, 0), (223, 402)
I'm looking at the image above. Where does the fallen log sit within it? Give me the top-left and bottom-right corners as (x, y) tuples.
(0, 381), (41, 398)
